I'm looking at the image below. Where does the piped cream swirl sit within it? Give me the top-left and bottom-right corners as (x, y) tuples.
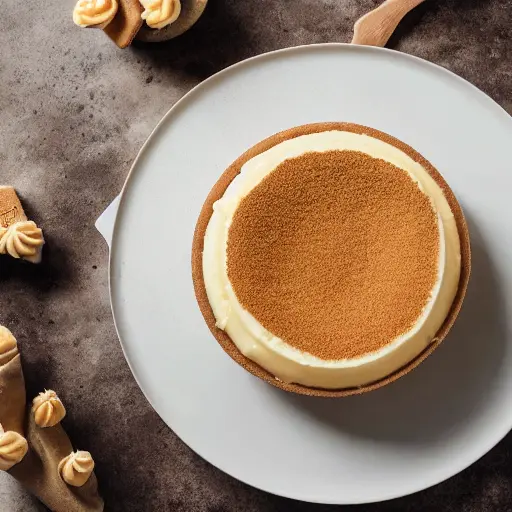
(140, 0), (181, 29)
(32, 390), (66, 428)
(0, 424), (28, 471)
(59, 451), (95, 487)
(0, 221), (44, 263)
(73, 0), (118, 28)
(0, 326), (18, 367)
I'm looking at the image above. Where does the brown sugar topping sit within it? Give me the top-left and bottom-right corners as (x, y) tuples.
(227, 150), (440, 360)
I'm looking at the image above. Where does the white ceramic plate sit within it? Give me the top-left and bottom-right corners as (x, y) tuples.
(96, 44), (512, 504)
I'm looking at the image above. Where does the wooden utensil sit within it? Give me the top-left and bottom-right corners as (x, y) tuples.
(352, 0), (426, 47)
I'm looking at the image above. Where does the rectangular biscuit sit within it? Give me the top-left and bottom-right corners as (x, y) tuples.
(0, 187), (27, 228)
(104, 0), (144, 48)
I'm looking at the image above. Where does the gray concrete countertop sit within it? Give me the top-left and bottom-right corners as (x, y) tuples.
(1, 1), (511, 510)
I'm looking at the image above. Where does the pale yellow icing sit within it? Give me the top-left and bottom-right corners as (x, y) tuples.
(59, 451), (95, 487)
(73, 0), (118, 28)
(0, 424), (28, 471)
(203, 130), (461, 389)
(0, 221), (44, 263)
(140, 0), (181, 29)
(32, 390), (66, 428)
(0, 326), (18, 367)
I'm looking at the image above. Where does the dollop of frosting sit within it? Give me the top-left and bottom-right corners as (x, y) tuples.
(0, 424), (28, 471)
(0, 221), (44, 263)
(0, 326), (18, 367)
(140, 0), (181, 29)
(73, 0), (118, 28)
(59, 451), (95, 487)
(32, 390), (66, 428)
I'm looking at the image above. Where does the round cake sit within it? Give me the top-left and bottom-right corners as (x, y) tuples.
(192, 123), (471, 396)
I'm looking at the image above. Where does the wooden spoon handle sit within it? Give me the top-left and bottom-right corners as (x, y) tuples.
(351, 0), (426, 47)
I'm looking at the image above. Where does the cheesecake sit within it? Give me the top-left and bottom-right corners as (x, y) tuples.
(192, 123), (470, 396)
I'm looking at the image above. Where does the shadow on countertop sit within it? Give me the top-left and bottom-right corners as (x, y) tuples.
(130, 0), (258, 81)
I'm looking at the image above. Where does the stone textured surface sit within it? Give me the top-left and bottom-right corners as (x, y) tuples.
(1, 0), (511, 510)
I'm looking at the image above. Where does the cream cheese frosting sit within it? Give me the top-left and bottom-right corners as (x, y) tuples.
(0, 326), (18, 367)
(203, 131), (461, 389)
(0, 221), (44, 263)
(73, 0), (118, 28)
(59, 451), (95, 487)
(140, 0), (181, 29)
(0, 424), (28, 471)
(32, 390), (67, 428)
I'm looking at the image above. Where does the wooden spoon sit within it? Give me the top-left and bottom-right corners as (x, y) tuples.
(352, 0), (426, 47)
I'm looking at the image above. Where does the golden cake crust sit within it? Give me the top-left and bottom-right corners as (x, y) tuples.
(191, 122), (471, 397)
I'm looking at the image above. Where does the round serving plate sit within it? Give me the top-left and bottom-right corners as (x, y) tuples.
(97, 44), (512, 504)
